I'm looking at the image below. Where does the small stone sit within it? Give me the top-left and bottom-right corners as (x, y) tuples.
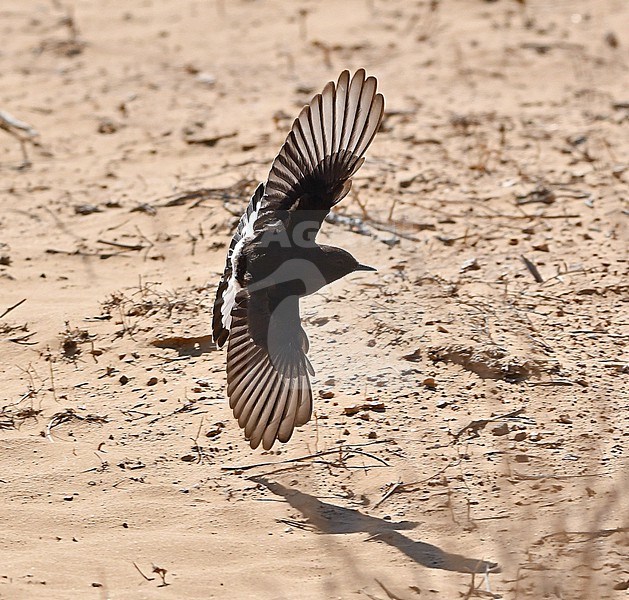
(319, 390), (334, 399)
(367, 431), (378, 439)
(97, 117), (118, 134)
(196, 72), (216, 86)
(183, 63), (200, 74)
(491, 423), (509, 436)
(205, 423), (225, 438)
(422, 377), (436, 390)
(74, 204), (102, 215)
(344, 400), (384, 415)
(513, 431), (527, 442)
(119, 375), (129, 385)
(63, 495), (73, 501)
(514, 454), (529, 463)
(147, 377), (158, 386)
(604, 31), (619, 49)
(460, 257), (480, 272)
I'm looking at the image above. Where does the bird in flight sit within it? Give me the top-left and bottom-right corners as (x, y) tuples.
(212, 69), (384, 450)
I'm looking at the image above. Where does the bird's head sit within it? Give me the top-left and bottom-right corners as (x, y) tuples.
(320, 246), (376, 285)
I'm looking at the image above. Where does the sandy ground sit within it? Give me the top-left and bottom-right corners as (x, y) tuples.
(1, 0), (628, 598)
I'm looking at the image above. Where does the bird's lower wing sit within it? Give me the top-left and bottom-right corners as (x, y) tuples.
(226, 291), (313, 450)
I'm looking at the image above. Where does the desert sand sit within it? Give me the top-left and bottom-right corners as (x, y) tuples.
(1, 0), (628, 598)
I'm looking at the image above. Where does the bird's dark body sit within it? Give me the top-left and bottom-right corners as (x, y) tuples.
(212, 70), (384, 449)
(239, 240), (360, 296)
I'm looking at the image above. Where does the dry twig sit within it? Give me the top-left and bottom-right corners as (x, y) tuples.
(132, 562), (154, 582)
(374, 459), (460, 508)
(224, 440), (391, 472)
(521, 255), (544, 283)
(45, 408), (108, 441)
(452, 407), (525, 443)
(0, 298), (26, 319)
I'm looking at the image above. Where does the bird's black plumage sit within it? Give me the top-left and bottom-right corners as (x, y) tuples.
(212, 69), (384, 449)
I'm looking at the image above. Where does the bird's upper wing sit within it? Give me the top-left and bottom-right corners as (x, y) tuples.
(226, 290), (313, 450)
(257, 69), (384, 237)
(212, 183), (265, 347)
(213, 71), (383, 346)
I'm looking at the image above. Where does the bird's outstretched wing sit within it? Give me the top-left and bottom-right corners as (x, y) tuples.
(226, 291), (313, 450)
(257, 69), (384, 237)
(212, 183), (265, 347)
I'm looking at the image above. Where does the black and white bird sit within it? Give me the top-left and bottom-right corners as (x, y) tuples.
(212, 70), (384, 450)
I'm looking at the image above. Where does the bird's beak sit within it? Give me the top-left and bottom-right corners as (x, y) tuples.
(355, 263), (377, 272)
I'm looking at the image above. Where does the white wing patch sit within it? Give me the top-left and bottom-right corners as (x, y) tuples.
(220, 278), (240, 330)
(220, 200), (261, 331)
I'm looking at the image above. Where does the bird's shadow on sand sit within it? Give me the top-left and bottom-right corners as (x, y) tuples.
(251, 476), (500, 575)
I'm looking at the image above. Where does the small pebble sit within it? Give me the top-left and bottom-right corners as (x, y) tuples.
(423, 377), (436, 389)
(492, 423), (510, 436)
